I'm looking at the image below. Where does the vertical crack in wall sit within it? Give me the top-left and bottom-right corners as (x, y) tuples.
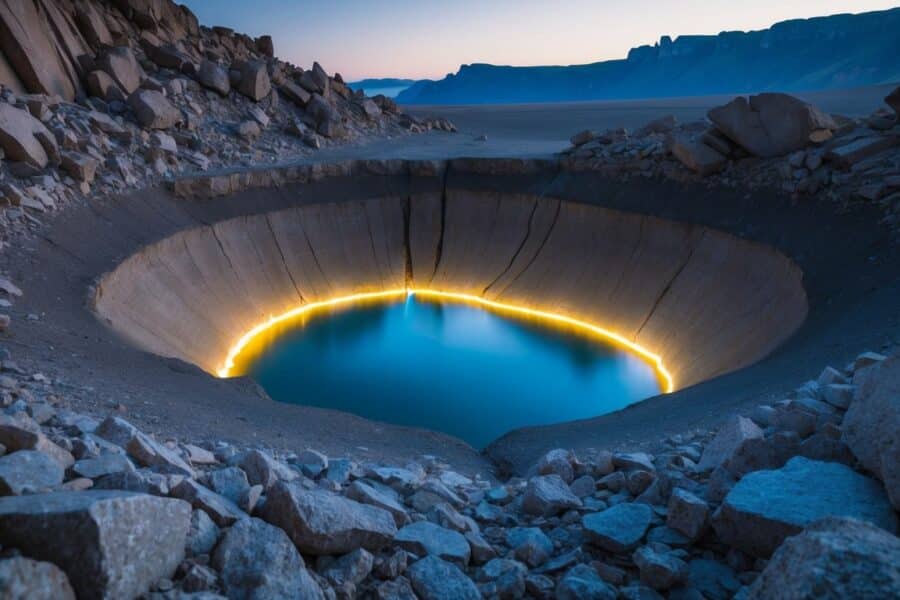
(632, 229), (706, 342)
(362, 203), (385, 289)
(607, 215), (646, 303)
(491, 198), (563, 298)
(481, 198), (539, 297)
(265, 213), (305, 304)
(403, 195), (413, 288)
(428, 164), (450, 285)
(298, 218), (333, 293)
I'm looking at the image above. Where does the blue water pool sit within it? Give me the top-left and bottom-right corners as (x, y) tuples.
(245, 294), (662, 448)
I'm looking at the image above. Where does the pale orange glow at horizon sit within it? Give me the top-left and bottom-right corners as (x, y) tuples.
(216, 288), (675, 395)
(182, 0), (900, 81)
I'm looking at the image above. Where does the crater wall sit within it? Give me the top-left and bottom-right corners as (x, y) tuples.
(93, 190), (807, 390)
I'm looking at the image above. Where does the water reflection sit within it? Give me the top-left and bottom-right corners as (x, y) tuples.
(247, 296), (661, 447)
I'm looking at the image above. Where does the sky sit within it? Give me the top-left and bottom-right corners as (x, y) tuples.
(180, 1), (900, 81)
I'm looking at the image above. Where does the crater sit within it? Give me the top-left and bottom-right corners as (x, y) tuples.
(93, 183), (807, 446)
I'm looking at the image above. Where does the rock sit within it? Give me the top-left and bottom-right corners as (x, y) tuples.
(0, 490), (190, 599)
(185, 508), (219, 556)
(346, 480), (409, 526)
(0, 103), (57, 168)
(281, 81), (311, 106)
(633, 546), (688, 591)
(521, 474), (582, 515)
(395, 521), (470, 566)
(476, 558), (526, 598)
(686, 559), (741, 600)
(886, 85), (900, 118)
(237, 449), (295, 489)
(667, 488), (709, 540)
(0, 415), (72, 469)
(712, 457), (898, 557)
(206, 465), (250, 503)
(360, 98), (382, 119)
(129, 89), (181, 129)
(261, 481), (397, 554)
(306, 93), (336, 124)
(613, 452), (655, 472)
(212, 517), (324, 600)
(465, 530), (497, 564)
(570, 474), (596, 497)
(570, 130), (595, 146)
(747, 517), (900, 599)
(256, 35), (274, 57)
(583, 503), (653, 552)
(536, 448), (576, 483)
(61, 152), (99, 183)
(556, 564), (617, 600)
(0, 450), (63, 495)
(181, 563), (217, 593)
(72, 453), (134, 479)
(507, 527), (553, 567)
(671, 137), (726, 176)
(86, 70), (124, 101)
(842, 352), (900, 509)
(821, 383), (854, 409)
(0, 556), (75, 600)
(376, 577), (417, 599)
(237, 61), (271, 101)
(93, 468), (169, 496)
(826, 135), (899, 168)
(236, 120), (260, 140)
(170, 478), (245, 526)
(699, 415), (763, 471)
(197, 60), (230, 96)
(322, 548), (373, 587)
(708, 93), (836, 157)
(407, 555), (480, 600)
(97, 47), (143, 94)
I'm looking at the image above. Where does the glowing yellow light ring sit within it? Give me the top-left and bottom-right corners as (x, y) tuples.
(217, 288), (674, 393)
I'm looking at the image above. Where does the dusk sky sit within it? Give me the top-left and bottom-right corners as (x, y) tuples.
(180, 1), (900, 81)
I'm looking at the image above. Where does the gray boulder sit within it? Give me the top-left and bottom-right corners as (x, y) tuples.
(506, 527), (553, 568)
(72, 453), (134, 480)
(708, 93), (836, 157)
(582, 503), (653, 552)
(261, 481), (396, 554)
(698, 415), (763, 472)
(185, 508), (219, 556)
(407, 555), (480, 600)
(395, 520), (470, 566)
(97, 47), (142, 94)
(556, 564), (616, 600)
(633, 546), (688, 591)
(198, 60), (230, 96)
(212, 517), (324, 600)
(346, 480), (410, 526)
(0, 556), (75, 600)
(671, 137), (726, 176)
(0, 491), (190, 599)
(321, 548), (373, 587)
(170, 478), (245, 526)
(0, 104), (59, 168)
(0, 450), (63, 495)
(129, 90), (182, 130)
(521, 474), (582, 516)
(747, 517), (900, 599)
(842, 352), (900, 509)
(237, 449), (295, 489)
(667, 488), (709, 540)
(237, 61), (271, 101)
(712, 457), (898, 557)
(205, 465), (250, 503)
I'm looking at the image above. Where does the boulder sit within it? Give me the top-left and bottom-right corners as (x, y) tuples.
(407, 555), (480, 600)
(0, 557), (75, 600)
(74, 3), (112, 48)
(0, 450), (64, 495)
(670, 137), (726, 176)
(237, 449), (296, 489)
(521, 474), (582, 515)
(197, 60), (230, 96)
(667, 488), (709, 540)
(86, 71), (124, 102)
(507, 526), (553, 567)
(0, 103), (58, 168)
(185, 508), (219, 556)
(306, 93), (336, 124)
(237, 61), (271, 101)
(71, 453), (134, 480)
(475, 558), (526, 598)
(281, 81), (311, 106)
(0, 491), (190, 599)
(129, 89), (182, 129)
(748, 517), (900, 599)
(556, 564), (617, 600)
(842, 352), (900, 509)
(685, 559), (741, 600)
(97, 47), (143, 94)
(826, 135), (899, 168)
(633, 546), (688, 591)
(260, 481), (397, 554)
(205, 465), (250, 503)
(345, 480), (410, 526)
(212, 517), (324, 600)
(170, 478), (245, 526)
(886, 85), (900, 118)
(698, 415), (763, 472)
(360, 98), (382, 119)
(712, 457), (898, 557)
(582, 503), (653, 553)
(395, 521), (470, 566)
(256, 35), (274, 57)
(61, 152), (99, 184)
(321, 548), (373, 588)
(535, 448), (576, 483)
(0, 414), (72, 469)
(708, 93), (836, 157)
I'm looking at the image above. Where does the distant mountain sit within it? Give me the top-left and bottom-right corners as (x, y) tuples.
(397, 8), (900, 105)
(347, 78), (417, 90)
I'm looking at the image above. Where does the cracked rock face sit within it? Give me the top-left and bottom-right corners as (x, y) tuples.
(0, 491), (191, 599)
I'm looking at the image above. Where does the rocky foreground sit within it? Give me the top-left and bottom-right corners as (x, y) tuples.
(562, 87), (900, 232)
(0, 340), (897, 598)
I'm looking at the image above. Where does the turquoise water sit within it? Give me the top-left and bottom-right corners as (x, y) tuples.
(247, 296), (661, 448)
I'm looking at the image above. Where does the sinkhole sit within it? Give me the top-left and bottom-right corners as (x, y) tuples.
(93, 187), (808, 447)
(229, 291), (664, 448)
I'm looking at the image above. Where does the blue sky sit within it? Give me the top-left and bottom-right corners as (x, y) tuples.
(180, 0), (900, 81)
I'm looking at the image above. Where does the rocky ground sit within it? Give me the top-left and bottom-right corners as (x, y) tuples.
(0, 342), (897, 598)
(561, 87), (900, 233)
